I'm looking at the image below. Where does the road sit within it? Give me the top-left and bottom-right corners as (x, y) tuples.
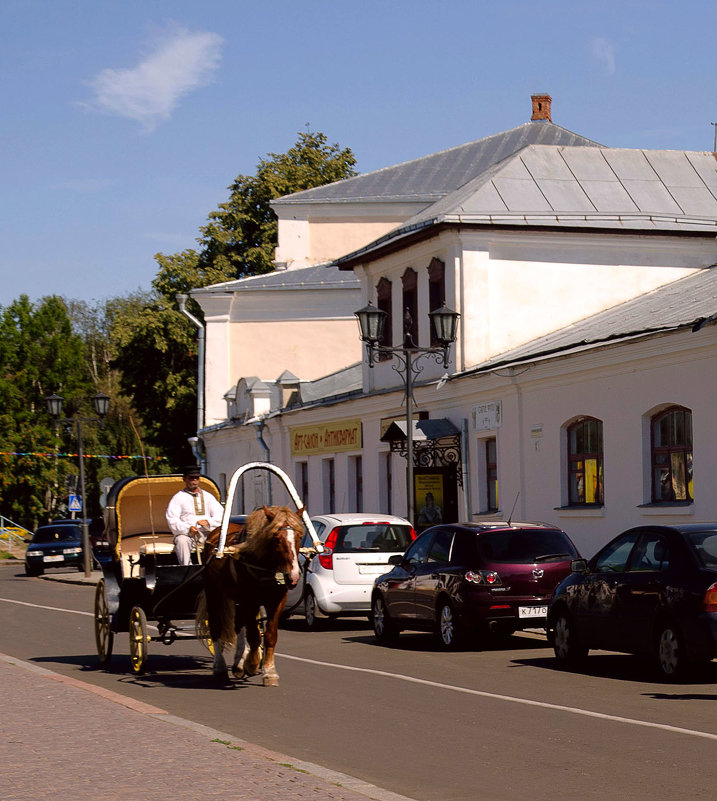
(1, 565), (716, 801)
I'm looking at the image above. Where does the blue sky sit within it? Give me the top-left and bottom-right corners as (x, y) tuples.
(1, 0), (715, 306)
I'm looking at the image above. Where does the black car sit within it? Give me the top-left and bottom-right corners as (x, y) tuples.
(25, 523), (85, 575)
(371, 521), (580, 649)
(547, 524), (717, 679)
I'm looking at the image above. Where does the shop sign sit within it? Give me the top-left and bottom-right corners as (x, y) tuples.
(471, 401), (502, 431)
(291, 420), (363, 456)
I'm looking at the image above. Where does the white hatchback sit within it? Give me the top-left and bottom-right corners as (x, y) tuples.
(285, 513), (415, 629)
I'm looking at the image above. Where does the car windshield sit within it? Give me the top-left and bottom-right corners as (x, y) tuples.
(478, 529), (577, 564)
(334, 524), (413, 553)
(685, 530), (717, 569)
(32, 527), (80, 544)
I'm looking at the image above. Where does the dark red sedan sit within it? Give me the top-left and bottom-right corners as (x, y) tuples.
(371, 521), (580, 649)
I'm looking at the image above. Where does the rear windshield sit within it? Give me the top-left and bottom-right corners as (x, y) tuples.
(32, 527), (80, 544)
(334, 524), (413, 553)
(685, 530), (717, 569)
(478, 529), (578, 564)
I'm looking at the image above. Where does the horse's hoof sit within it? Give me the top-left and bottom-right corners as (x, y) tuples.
(213, 669), (230, 683)
(231, 666), (246, 679)
(263, 674), (279, 687)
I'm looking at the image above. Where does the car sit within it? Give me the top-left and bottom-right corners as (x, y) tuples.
(284, 513), (415, 629)
(25, 522), (86, 575)
(547, 524), (717, 680)
(371, 521), (580, 649)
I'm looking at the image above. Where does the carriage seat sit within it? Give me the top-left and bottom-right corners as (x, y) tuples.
(139, 541), (176, 557)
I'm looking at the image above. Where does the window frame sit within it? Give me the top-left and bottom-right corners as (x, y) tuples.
(650, 405), (693, 503)
(567, 416), (604, 506)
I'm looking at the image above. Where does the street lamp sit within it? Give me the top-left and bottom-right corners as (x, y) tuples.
(45, 392), (110, 577)
(355, 301), (460, 524)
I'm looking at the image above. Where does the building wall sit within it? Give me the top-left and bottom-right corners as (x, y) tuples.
(202, 323), (717, 560)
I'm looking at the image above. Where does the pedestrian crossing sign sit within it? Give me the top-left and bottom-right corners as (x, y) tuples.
(68, 494), (82, 512)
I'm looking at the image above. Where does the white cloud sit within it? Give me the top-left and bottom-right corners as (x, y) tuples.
(84, 25), (223, 131)
(591, 37), (616, 75)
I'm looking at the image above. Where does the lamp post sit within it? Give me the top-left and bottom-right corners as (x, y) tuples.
(45, 392), (110, 577)
(176, 293), (206, 473)
(355, 301), (460, 524)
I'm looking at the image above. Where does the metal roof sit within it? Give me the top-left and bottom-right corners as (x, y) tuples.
(192, 262), (359, 294)
(461, 265), (717, 375)
(272, 122), (602, 206)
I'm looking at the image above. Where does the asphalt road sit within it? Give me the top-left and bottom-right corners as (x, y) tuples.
(1, 565), (716, 801)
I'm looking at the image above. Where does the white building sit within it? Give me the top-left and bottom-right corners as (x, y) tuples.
(191, 95), (717, 557)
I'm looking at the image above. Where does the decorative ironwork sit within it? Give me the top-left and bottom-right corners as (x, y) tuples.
(388, 435), (463, 487)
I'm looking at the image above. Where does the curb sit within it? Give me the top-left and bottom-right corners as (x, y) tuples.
(1, 652), (417, 801)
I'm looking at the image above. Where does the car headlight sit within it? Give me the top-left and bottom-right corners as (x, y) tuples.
(27, 551), (43, 557)
(63, 548), (82, 554)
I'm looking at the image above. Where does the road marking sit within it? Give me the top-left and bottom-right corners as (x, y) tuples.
(0, 597), (93, 616)
(3, 596), (715, 743)
(279, 653), (717, 742)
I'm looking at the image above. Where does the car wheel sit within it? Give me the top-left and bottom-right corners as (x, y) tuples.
(655, 621), (688, 680)
(25, 565), (39, 577)
(552, 610), (587, 666)
(371, 594), (398, 645)
(304, 589), (323, 631)
(436, 599), (462, 650)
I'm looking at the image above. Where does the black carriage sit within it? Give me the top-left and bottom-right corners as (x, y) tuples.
(93, 474), (219, 674)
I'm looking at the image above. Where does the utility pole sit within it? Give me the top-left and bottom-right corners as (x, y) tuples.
(712, 122), (717, 153)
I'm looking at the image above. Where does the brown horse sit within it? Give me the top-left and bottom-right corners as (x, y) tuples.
(199, 505), (303, 686)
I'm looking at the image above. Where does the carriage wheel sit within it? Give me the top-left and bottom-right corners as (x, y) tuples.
(195, 616), (215, 655)
(129, 606), (150, 674)
(94, 579), (114, 665)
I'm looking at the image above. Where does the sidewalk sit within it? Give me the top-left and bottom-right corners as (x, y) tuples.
(0, 653), (412, 801)
(1, 565), (414, 801)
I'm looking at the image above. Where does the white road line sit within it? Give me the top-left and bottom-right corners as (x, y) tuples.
(3, 596), (715, 743)
(279, 653), (717, 742)
(0, 596), (93, 616)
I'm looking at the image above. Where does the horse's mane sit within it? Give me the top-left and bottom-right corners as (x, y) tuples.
(203, 505), (305, 562)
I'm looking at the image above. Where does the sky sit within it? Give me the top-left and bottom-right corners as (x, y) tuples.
(1, 0), (716, 306)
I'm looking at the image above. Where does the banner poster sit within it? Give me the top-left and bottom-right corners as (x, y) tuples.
(415, 472), (445, 529)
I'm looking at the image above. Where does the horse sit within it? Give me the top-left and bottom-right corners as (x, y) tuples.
(198, 504), (303, 686)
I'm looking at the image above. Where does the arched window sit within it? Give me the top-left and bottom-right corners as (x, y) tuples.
(651, 406), (693, 502)
(427, 257), (445, 346)
(567, 417), (604, 505)
(376, 277), (392, 361)
(401, 268), (418, 346)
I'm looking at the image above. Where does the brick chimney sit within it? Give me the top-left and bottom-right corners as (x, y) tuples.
(531, 93), (552, 122)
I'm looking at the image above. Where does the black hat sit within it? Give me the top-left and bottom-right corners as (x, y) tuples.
(181, 464), (201, 477)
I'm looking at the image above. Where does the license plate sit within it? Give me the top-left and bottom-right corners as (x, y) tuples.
(518, 605), (547, 619)
(358, 564), (386, 575)
(43, 555), (64, 563)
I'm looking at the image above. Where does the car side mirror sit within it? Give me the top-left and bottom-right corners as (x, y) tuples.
(388, 554), (403, 566)
(570, 558), (588, 573)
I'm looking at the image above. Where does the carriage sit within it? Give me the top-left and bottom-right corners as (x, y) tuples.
(93, 464), (321, 676)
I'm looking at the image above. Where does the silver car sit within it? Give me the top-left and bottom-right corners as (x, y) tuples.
(285, 513), (415, 629)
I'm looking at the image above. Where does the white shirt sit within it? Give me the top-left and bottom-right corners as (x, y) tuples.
(165, 488), (224, 537)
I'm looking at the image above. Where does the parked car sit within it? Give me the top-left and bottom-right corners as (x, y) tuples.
(371, 521), (580, 649)
(25, 523), (85, 575)
(547, 524), (717, 679)
(284, 513), (415, 629)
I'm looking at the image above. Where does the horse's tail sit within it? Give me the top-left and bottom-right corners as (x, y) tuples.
(196, 588), (237, 648)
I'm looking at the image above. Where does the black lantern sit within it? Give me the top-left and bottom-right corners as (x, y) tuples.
(354, 301), (387, 344)
(428, 302), (460, 346)
(45, 393), (64, 418)
(92, 392), (110, 418)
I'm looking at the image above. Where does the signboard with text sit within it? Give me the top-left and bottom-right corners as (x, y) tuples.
(290, 419), (363, 456)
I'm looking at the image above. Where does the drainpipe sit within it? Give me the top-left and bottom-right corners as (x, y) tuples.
(461, 418), (471, 521)
(255, 419), (273, 504)
(176, 293), (205, 472)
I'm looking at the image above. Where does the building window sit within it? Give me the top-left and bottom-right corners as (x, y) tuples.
(651, 406), (693, 502)
(485, 438), (498, 512)
(427, 258), (446, 346)
(401, 268), (418, 346)
(322, 458), (335, 513)
(349, 455), (363, 512)
(376, 277), (392, 361)
(296, 462), (309, 508)
(568, 417), (604, 505)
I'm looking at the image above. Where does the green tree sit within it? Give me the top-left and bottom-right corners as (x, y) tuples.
(112, 130), (357, 466)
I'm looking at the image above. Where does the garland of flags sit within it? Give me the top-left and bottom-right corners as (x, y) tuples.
(1, 451), (168, 461)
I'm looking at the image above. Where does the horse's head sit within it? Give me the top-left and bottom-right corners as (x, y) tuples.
(245, 505), (304, 587)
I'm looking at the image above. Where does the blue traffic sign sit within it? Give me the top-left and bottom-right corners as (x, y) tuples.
(68, 494), (82, 512)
